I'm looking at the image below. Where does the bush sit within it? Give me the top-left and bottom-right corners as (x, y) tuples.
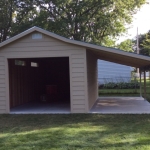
(99, 81), (140, 89)
(104, 82), (117, 89)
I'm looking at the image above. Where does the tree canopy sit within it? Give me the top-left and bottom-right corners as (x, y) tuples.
(118, 30), (150, 55)
(0, 0), (146, 46)
(117, 39), (133, 52)
(136, 31), (150, 56)
(0, 0), (37, 42)
(32, 0), (146, 45)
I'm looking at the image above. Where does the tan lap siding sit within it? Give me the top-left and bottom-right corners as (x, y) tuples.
(71, 53), (88, 113)
(0, 57), (6, 113)
(0, 33), (88, 113)
(86, 50), (98, 110)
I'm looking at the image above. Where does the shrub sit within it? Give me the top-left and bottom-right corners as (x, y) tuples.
(103, 82), (117, 89)
(99, 81), (140, 89)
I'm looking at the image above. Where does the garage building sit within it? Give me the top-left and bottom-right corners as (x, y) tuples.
(0, 27), (150, 113)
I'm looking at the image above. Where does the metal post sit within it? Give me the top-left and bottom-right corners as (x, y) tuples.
(137, 27), (140, 78)
(140, 71), (142, 97)
(144, 71), (146, 99)
(137, 27), (139, 55)
(149, 70), (150, 98)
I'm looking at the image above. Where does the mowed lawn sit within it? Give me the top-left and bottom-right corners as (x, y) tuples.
(0, 114), (150, 150)
(98, 79), (150, 100)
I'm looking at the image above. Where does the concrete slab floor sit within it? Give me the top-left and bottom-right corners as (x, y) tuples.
(90, 97), (150, 114)
(10, 102), (70, 114)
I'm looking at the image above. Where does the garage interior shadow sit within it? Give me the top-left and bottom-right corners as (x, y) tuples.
(8, 57), (70, 114)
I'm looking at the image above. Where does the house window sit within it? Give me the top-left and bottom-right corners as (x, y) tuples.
(32, 33), (42, 39)
(31, 62), (39, 67)
(15, 60), (26, 66)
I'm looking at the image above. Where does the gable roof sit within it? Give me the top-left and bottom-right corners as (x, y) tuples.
(0, 26), (150, 70)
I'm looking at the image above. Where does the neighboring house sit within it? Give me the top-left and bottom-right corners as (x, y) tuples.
(141, 72), (150, 78)
(98, 60), (150, 84)
(98, 60), (132, 84)
(0, 26), (150, 114)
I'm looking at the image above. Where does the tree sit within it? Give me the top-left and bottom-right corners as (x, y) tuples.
(0, 0), (146, 46)
(133, 30), (150, 56)
(117, 39), (133, 52)
(139, 31), (150, 56)
(0, 0), (14, 42)
(34, 0), (146, 45)
(0, 0), (37, 42)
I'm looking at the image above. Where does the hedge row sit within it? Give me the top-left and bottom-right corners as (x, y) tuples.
(99, 82), (140, 89)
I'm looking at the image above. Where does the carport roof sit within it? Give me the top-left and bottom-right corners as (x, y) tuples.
(0, 26), (150, 70)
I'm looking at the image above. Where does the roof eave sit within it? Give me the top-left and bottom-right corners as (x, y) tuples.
(0, 26), (150, 65)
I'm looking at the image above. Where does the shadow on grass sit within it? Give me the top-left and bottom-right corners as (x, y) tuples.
(0, 114), (150, 132)
(0, 114), (150, 149)
(0, 128), (150, 149)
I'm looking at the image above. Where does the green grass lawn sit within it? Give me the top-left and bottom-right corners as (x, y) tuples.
(99, 79), (150, 98)
(1, 114), (150, 150)
(99, 89), (140, 96)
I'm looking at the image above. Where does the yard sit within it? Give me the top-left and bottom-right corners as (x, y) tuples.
(99, 78), (150, 101)
(0, 114), (150, 150)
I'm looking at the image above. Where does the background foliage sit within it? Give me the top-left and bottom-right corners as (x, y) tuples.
(0, 0), (146, 47)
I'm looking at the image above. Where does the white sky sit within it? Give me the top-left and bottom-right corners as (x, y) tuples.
(118, 0), (150, 42)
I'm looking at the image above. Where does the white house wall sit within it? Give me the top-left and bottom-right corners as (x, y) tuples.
(98, 60), (131, 84)
(0, 32), (88, 113)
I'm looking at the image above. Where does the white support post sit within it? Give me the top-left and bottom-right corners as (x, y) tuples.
(136, 27), (140, 78)
(140, 70), (142, 97)
(144, 71), (146, 100)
